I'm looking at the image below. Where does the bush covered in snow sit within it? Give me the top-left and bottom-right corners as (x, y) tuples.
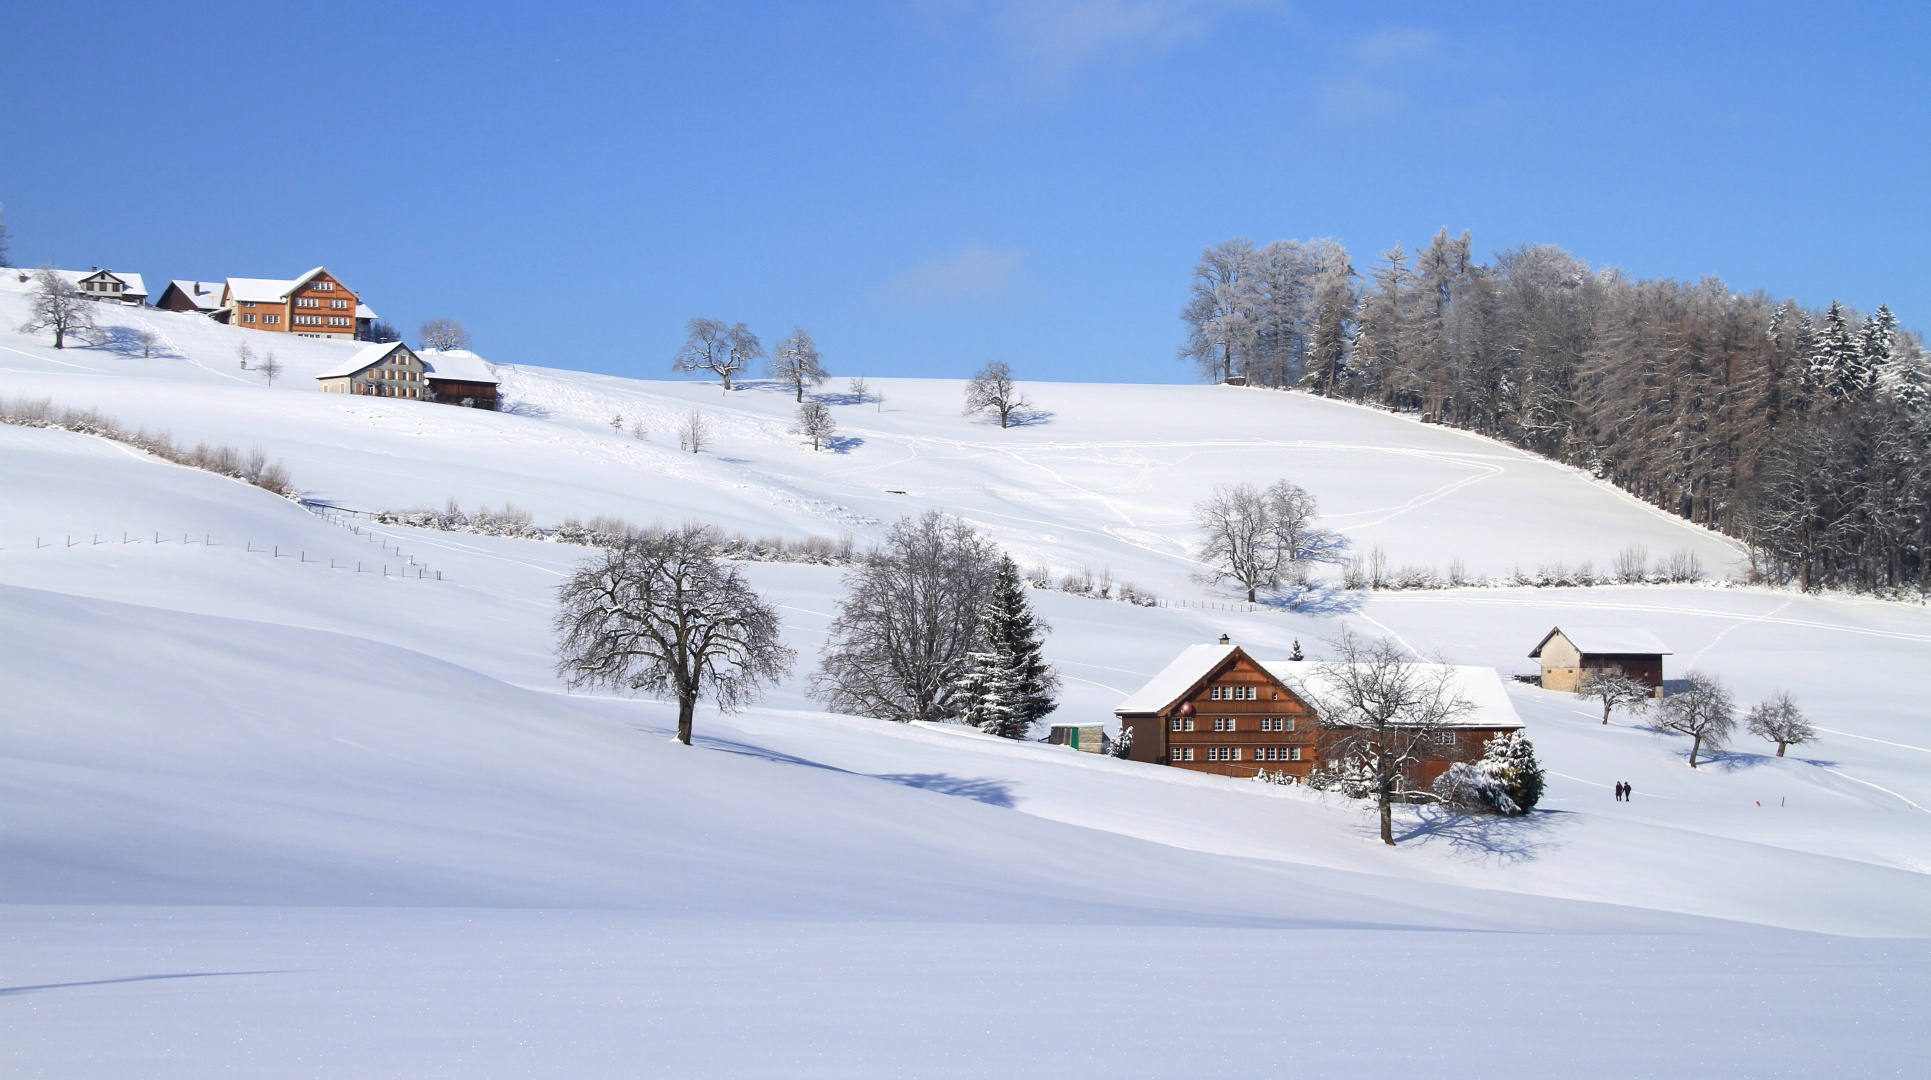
(1, 394), (295, 497)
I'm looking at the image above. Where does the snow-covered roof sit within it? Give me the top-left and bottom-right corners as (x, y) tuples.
(355, 303), (377, 320)
(1530, 626), (1672, 657)
(48, 268), (147, 297)
(225, 276), (299, 303)
(420, 349), (498, 385)
(165, 280), (225, 310)
(316, 341), (411, 380)
(224, 268), (342, 305)
(1261, 661), (1524, 729)
(1113, 643), (1237, 714)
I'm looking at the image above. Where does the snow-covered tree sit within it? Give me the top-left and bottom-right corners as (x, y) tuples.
(963, 360), (1032, 428)
(18, 267), (96, 349)
(256, 352), (284, 387)
(1745, 691), (1816, 757)
(1645, 671), (1736, 768)
(1110, 721), (1134, 758)
(673, 317), (756, 392)
(553, 525), (795, 745)
(677, 410), (710, 453)
(793, 399), (836, 451)
(1809, 302), (1864, 401)
(768, 328), (829, 401)
(1576, 669), (1651, 724)
(1307, 629), (1478, 845)
(956, 555), (1059, 739)
(419, 317), (470, 352)
(1178, 238), (1260, 383)
(1482, 730), (1545, 811)
(1858, 304), (1898, 390)
(0, 203), (12, 267)
(1193, 478), (1335, 601)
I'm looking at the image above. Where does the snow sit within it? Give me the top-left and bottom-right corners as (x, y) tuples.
(1111, 641), (1235, 712)
(1532, 624), (1674, 656)
(314, 339), (408, 379)
(1264, 660), (1525, 728)
(418, 347), (499, 383)
(2, 282), (1929, 1076)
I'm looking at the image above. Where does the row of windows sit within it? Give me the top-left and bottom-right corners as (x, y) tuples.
(311, 280), (335, 290)
(83, 280), (122, 292)
(1170, 746), (1302, 763)
(1209, 685), (1257, 701)
(241, 313), (281, 324)
(1171, 716), (1297, 732)
(293, 298), (355, 308)
(294, 315), (322, 325)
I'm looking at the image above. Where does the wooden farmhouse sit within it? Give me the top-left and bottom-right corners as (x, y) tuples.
(316, 341), (430, 399)
(417, 349), (501, 410)
(219, 267), (376, 339)
(1529, 626), (1670, 693)
(1114, 638), (1524, 785)
(154, 280), (226, 314)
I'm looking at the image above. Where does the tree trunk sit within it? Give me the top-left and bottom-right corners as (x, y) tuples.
(1776, 740), (1787, 757)
(1246, 584), (1256, 603)
(1379, 788), (1395, 846)
(677, 692), (696, 745)
(1602, 701), (1611, 723)
(54, 326), (64, 349)
(1689, 732), (1702, 768)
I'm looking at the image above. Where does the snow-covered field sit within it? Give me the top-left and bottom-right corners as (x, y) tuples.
(3, 281), (1929, 1077)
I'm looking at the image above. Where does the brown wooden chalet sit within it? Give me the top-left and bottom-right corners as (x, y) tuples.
(1115, 637), (1524, 785)
(155, 280), (225, 314)
(220, 267), (374, 340)
(1528, 626), (1670, 693)
(417, 349), (501, 410)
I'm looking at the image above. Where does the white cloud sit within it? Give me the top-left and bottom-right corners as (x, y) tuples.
(873, 245), (1030, 309)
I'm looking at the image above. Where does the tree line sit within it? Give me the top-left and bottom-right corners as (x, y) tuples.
(1181, 233), (1931, 594)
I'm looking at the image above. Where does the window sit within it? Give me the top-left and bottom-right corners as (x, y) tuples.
(1434, 730), (1457, 747)
(1204, 746), (1241, 762)
(1175, 747), (1194, 762)
(1290, 746), (1301, 761)
(293, 315), (322, 325)
(330, 299), (350, 308)
(328, 317), (352, 326)
(313, 280), (334, 290)
(296, 298), (320, 307)
(243, 302), (256, 308)
(243, 314), (256, 323)
(1210, 685), (1256, 701)
(264, 315), (281, 324)
(1213, 717), (1235, 732)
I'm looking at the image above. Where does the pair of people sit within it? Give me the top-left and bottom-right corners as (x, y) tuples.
(1614, 781), (1634, 801)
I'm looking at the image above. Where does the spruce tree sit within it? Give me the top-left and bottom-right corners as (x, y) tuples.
(1478, 731), (1545, 813)
(1859, 303), (1898, 391)
(956, 555), (1059, 738)
(1810, 301), (1864, 401)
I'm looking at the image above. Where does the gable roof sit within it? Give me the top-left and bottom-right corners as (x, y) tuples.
(1113, 643), (1238, 714)
(163, 280), (225, 310)
(419, 348), (499, 385)
(223, 267), (348, 305)
(316, 341), (413, 380)
(1529, 625), (1672, 658)
(1262, 661), (1524, 729)
(49, 268), (147, 297)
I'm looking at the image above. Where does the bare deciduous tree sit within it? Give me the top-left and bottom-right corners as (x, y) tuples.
(1178, 238), (1260, 383)
(0, 203), (12, 267)
(136, 329), (160, 358)
(677, 410), (710, 453)
(630, 417), (648, 440)
(769, 328), (828, 401)
(609, 413), (624, 433)
(1745, 691), (1816, 757)
(812, 511), (1000, 722)
(1646, 671), (1736, 767)
(19, 267), (96, 349)
(1305, 629), (1477, 846)
(1576, 669), (1652, 724)
(1194, 479), (1336, 601)
(963, 360), (1031, 428)
(256, 352), (284, 387)
(236, 342), (255, 369)
(794, 399), (836, 451)
(419, 318), (470, 352)
(847, 377), (869, 403)
(553, 526), (794, 745)
(673, 317), (759, 392)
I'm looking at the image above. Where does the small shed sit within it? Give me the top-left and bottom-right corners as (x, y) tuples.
(1529, 625), (1671, 693)
(1046, 723), (1108, 753)
(419, 349), (501, 410)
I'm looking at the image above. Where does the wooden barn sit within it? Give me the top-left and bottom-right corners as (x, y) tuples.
(417, 349), (501, 409)
(1529, 626), (1671, 693)
(1046, 723), (1108, 753)
(1114, 637), (1524, 785)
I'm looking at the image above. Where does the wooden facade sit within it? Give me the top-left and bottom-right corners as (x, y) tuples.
(1529, 626), (1669, 693)
(223, 268), (362, 339)
(1046, 723), (1108, 753)
(1116, 641), (1525, 785)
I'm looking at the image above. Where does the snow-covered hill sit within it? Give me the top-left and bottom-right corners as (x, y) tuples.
(3, 284), (1928, 1077)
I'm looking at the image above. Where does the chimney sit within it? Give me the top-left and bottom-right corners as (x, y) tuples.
(1218, 634), (1230, 645)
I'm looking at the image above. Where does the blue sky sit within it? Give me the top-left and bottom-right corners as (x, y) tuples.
(2, 2), (1924, 383)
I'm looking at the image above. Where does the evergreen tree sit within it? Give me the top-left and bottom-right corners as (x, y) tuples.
(1859, 304), (1899, 391)
(1810, 301), (1864, 401)
(1481, 731), (1545, 812)
(955, 555), (1059, 738)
